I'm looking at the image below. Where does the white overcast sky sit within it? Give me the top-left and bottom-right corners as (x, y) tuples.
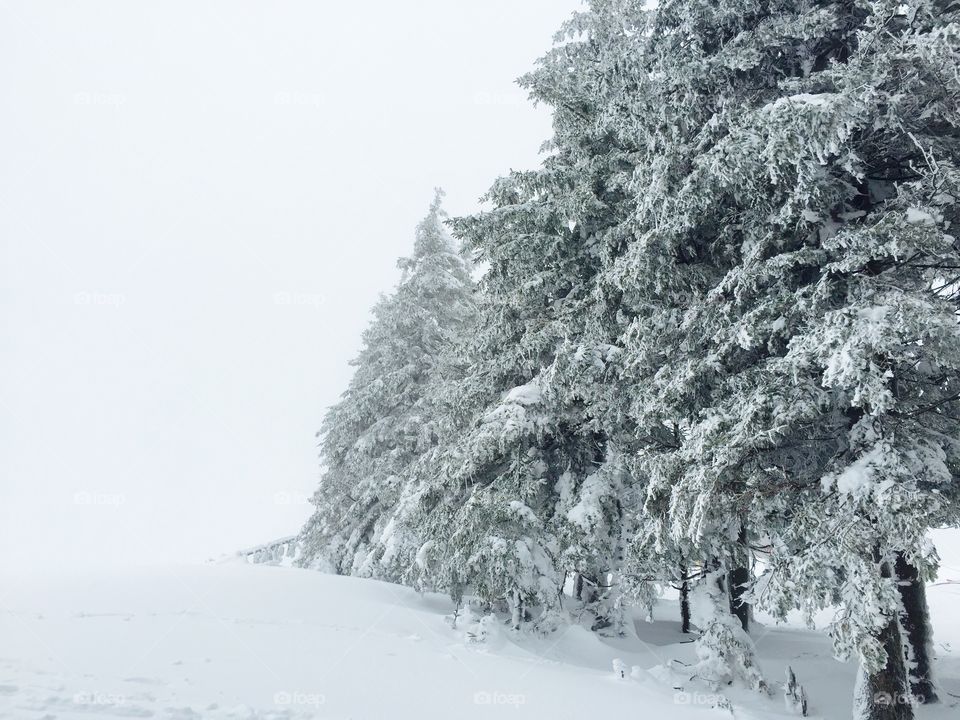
(0, 0), (583, 572)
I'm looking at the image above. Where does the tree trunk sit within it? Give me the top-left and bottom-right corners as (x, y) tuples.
(510, 590), (522, 631)
(894, 553), (937, 703)
(679, 558), (691, 634)
(574, 572), (584, 602)
(728, 523), (750, 633)
(855, 557), (914, 720)
(709, 557), (725, 592)
(856, 616), (914, 720)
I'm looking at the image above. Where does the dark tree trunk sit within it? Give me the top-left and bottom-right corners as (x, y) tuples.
(679, 558), (691, 634)
(859, 616), (914, 720)
(574, 572), (584, 602)
(894, 553), (938, 703)
(510, 590), (522, 631)
(709, 557), (725, 591)
(858, 557), (914, 720)
(728, 523), (750, 632)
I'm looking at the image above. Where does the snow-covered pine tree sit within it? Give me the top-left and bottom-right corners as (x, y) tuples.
(412, 177), (605, 624)
(574, 0), (960, 717)
(298, 191), (476, 582)
(404, 1), (660, 623)
(503, 0), (778, 681)
(411, 20), (645, 620)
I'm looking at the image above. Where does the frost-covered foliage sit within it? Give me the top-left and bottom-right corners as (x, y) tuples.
(298, 191), (476, 580)
(688, 572), (767, 692)
(572, 0), (960, 715)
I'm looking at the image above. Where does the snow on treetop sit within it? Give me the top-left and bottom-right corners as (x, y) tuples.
(503, 381), (543, 406)
(823, 445), (887, 497)
(508, 500), (541, 525)
(761, 92), (838, 114)
(905, 207), (938, 226)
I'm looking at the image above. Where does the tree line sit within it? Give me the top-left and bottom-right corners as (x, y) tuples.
(298, 2), (960, 718)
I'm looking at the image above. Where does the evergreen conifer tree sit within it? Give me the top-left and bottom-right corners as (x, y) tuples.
(299, 191), (476, 581)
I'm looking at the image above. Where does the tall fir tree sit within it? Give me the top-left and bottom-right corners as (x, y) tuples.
(298, 191), (476, 581)
(410, 11), (653, 623)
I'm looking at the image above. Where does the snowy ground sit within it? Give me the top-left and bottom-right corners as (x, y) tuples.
(1, 536), (958, 719)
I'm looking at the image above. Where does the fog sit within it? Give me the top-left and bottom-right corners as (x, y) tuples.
(0, 0), (582, 571)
